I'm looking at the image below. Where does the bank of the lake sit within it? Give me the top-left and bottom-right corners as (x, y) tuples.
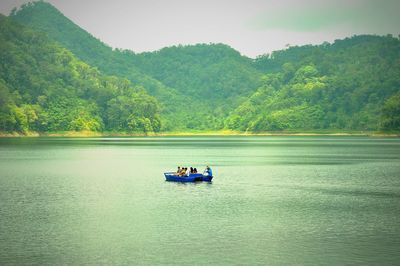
(1, 130), (399, 138)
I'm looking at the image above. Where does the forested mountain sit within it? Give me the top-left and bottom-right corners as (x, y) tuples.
(227, 35), (400, 131)
(2, 1), (400, 134)
(125, 44), (263, 130)
(0, 14), (160, 133)
(10, 1), (184, 129)
(10, 1), (262, 130)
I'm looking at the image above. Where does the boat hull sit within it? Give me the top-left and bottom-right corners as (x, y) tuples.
(164, 172), (213, 182)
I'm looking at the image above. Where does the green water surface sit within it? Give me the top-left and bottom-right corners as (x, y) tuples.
(0, 136), (399, 265)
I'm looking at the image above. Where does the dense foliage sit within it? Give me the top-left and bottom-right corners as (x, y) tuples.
(11, 1), (262, 130)
(2, 1), (400, 133)
(0, 14), (160, 133)
(227, 35), (400, 131)
(132, 44), (262, 130)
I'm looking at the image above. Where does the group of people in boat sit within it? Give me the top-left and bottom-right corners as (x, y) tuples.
(175, 166), (212, 177)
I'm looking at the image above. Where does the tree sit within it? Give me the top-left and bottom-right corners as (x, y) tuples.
(381, 93), (400, 130)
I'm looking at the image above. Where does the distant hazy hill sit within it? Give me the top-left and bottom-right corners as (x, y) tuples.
(0, 14), (160, 133)
(5, 1), (400, 133)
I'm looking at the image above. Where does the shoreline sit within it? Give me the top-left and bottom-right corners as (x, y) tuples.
(0, 130), (399, 137)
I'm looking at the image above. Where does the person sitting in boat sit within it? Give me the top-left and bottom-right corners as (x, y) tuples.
(179, 167), (186, 176)
(176, 166), (181, 175)
(190, 167), (194, 174)
(194, 168), (197, 173)
(185, 167), (191, 176)
(204, 166), (212, 176)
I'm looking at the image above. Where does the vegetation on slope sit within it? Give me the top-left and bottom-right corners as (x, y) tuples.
(227, 35), (400, 131)
(0, 14), (160, 134)
(11, 1), (262, 130)
(3, 1), (400, 134)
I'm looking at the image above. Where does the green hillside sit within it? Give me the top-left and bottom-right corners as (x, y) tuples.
(3, 1), (400, 134)
(10, 1), (186, 129)
(0, 14), (160, 134)
(227, 36), (400, 131)
(10, 1), (263, 131)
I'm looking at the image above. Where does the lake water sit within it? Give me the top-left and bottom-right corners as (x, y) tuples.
(0, 136), (399, 265)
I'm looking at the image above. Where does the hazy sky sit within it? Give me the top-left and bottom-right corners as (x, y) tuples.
(1, 0), (399, 58)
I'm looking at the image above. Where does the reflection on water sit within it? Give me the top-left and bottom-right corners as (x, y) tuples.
(0, 136), (399, 265)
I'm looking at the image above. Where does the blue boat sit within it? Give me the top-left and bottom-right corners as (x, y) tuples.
(164, 172), (213, 182)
